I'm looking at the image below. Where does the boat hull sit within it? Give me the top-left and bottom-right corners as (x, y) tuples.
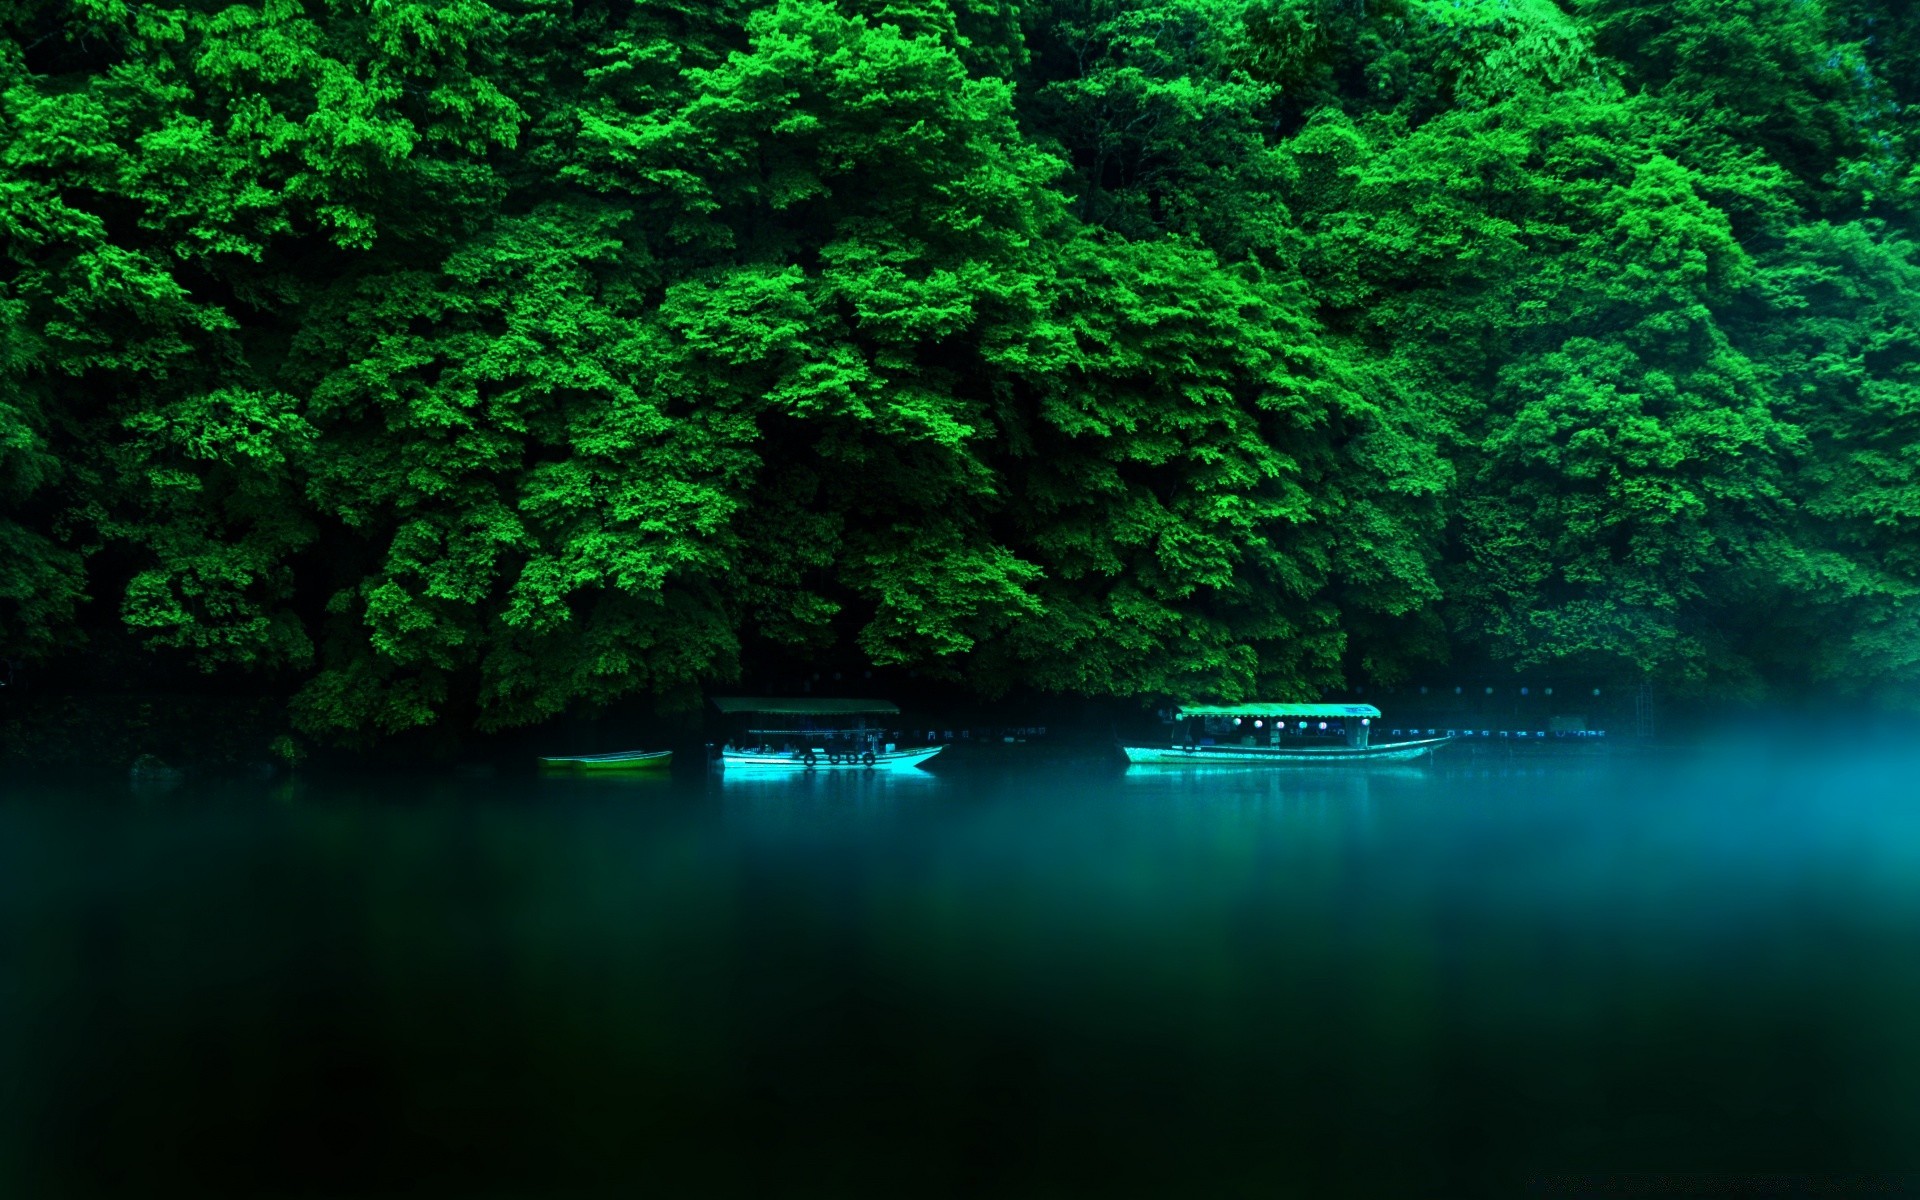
(1122, 737), (1453, 765)
(720, 746), (945, 772)
(539, 750), (673, 771)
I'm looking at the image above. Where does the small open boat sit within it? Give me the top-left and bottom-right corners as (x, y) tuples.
(711, 697), (945, 772)
(1122, 703), (1452, 765)
(537, 749), (673, 772)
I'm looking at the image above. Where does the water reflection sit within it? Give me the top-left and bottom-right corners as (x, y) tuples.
(713, 764), (945, 795)
(529, 768), (676, 799)
(1114, 763), (1434, 840)
(5, 743), (1920, 1196)
(712, 764), (945, 829)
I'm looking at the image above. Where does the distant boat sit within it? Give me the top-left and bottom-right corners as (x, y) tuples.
(537, 749), (673, 772)
(1122, 703), (1452, 765)
(711, 697), (945, 772)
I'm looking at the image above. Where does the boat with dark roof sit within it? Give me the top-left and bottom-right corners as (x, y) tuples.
(712, 697), (945, 772)
(1122, 703), (1452, 765)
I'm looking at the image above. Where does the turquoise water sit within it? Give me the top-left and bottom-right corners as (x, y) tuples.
(4, 744), (1919, 1197)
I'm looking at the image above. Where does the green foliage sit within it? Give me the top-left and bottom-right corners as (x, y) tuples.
(1733, 219), (1920, 703)
(2, 0), (1917, 737)
(1576, 0), (1905, 216)
(0, 385), (85, 660)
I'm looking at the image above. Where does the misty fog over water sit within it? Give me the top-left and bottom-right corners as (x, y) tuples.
(4, 739), (1918, 1196)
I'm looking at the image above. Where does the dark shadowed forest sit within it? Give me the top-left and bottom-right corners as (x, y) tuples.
(4, 0), (1918, 749)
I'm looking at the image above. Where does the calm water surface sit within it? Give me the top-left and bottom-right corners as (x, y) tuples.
(4, 743), (1919, 1197)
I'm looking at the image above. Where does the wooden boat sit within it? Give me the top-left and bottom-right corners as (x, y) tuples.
(712, 697), (945, 772)
(537, 749), (673, 771)
(1122, 703), (1453, 766)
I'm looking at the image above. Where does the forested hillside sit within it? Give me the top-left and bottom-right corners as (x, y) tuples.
(4, 0), (1917, 740)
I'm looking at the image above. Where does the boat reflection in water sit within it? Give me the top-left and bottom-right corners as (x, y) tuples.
(533, 767), (676, 796)
(1116, 761), (1428, 833)
(712, 758), (945, 832)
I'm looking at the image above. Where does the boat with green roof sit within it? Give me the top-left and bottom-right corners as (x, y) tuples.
(1122, 703), (1452, 765)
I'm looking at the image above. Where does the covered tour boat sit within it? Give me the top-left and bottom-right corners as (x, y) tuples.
(1122, 703), (1452, 765)
(712, 697), (945, 772)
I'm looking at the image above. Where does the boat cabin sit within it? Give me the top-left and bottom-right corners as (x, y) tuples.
(711, 696), (904, 760)
(1171, 703), (1382, 750)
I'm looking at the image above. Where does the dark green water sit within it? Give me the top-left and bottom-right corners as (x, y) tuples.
(4, 744), (1919, 1198)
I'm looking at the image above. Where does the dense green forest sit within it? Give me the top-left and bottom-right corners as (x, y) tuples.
(4, 0), (1919, 742)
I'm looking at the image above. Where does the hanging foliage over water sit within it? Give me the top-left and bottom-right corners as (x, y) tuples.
(3, 0), (1916, 738)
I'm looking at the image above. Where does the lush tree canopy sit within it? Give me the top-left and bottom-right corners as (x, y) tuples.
(3, 0), (1917, 741)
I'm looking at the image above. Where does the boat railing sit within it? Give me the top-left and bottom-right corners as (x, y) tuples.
(741, 726), (900, 738)
(730, 728), (904, 755)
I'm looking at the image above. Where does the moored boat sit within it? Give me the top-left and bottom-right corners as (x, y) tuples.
(712, 697), (945, 772)
(538, 749), (673, 771)
(1122, 703), (1452, 766)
